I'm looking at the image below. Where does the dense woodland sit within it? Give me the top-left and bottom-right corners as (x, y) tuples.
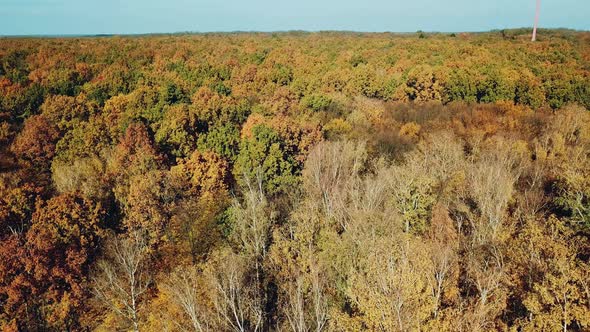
(1, 29), (590, 331)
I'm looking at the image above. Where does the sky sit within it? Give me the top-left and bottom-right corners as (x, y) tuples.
(0, 0), (588, 35)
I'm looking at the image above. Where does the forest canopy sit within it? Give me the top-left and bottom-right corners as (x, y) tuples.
(0, 29), (590, 331)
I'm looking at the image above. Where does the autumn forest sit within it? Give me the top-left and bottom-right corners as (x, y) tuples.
(1, 29), (590, 331)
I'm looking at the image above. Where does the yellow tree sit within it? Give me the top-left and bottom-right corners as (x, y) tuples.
(517, 217), (590, 332)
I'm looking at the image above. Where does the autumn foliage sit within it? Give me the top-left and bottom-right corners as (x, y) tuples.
(1, 30), (590, 331)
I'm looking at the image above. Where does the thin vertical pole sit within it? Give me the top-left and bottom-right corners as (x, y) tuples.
(532, 0), (541, 41)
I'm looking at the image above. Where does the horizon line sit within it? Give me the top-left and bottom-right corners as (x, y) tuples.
(1, 27), (587, 38)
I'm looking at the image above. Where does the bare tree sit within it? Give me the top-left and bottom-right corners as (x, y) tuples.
(309, 268), (329, 332)
(284, 265), (328, 332)
(286, 278), (307, 332)
(302, 140), (367, 231)
(467, 151), (518, 244)
(233, 170), (272, 262)
(211, 251), (263, 332)
(427, 204), (458, 318)
(407, 131), (465, 186)
(92, 233), (151, 332)
(208, 171), (274, 332)
(163, 266), (208, 332)
(467, 245), (504, 307)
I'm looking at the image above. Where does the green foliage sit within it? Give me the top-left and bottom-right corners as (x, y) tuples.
(1, 83), (46, 121)
(554, 169), (590, 230)
(301, 94), (333, 112)
(53, 117), (116, 164)
(544, 83), (570, 109)
(45, 69), (86, 96)
(196, 123), (241, 162)
(160, 82), (188, 105)
(350, 54), (367, 67)
(515, 76), (545, 109)
(250, 48), (270, 65)
(235, 124), (300, 195)
(573, 76), (590, 109)
(154, 104), (196, 159)
(1, 50), (30, 84)
(83, 64), (138, 105)
(476, 69), (515, 103)
(210, 80), (232, 96)
(270, 64), (293, 86)
(20, 83), (46, 119)
(444, 69), (478, 103)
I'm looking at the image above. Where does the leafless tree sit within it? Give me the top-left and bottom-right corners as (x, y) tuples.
(302, 140), (367, 231)
(408, 131), (465, 185)
(163, 266), (208, 332)
(212, 251), (263, 332)
(284, 265), (328, 332)
(233, 170), (272, 262)
(427, 204), (458, 318)
(468, 151), (518, 244)
(465, 243), (505, 323)
(92, 232), (151, 332)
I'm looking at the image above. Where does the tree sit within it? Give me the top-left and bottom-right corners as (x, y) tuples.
(347, 236), (433, 331)
(464, 242), (507, 330)
(476, 68), (516, 103)
(161, 266), (210, 332)
(283, 265), (329, 332)
(426, 204), (459, 318)
(52, 114), (118, 165)
(154, 103), (197, 159)
(0, 234), (31, 331)
(51, 156), (111, 205)
(109, 122), (164, 230)
(207, 174), (275, 331)
(230, 172), (273, 271)
(92, 233), (151, 332)
(235, 124), (300, 195)
(467, 149), (518, 243)
(0, 181), (41, 236)
(515, 74), (545, 109)
(122, 170), (176, 247)
(515, 217), (590, 331)
(443, 68), (478, 103)
(301, 140), (367, 231)
(1, 50), (30, 85)
(40, 94), (96, 132)
(197, 123), (241, 163)
(387, 162), (436, 234)
(404, 65), (443, 102)
(11, 115), (60, 169)
(23, 193), (105, 330)
(300, 94), (333, 113)
(207, 249), (264, 332)
(170, 150), (230, 262)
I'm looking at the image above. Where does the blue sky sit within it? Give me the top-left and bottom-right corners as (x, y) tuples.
(0, 0), (587, 35)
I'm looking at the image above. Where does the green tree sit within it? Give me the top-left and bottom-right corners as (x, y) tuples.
(235, 124), (300, 195)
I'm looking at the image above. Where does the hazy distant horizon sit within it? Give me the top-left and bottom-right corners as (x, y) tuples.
(1, 0), (588, 36)
(0, 27), (588, 38)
